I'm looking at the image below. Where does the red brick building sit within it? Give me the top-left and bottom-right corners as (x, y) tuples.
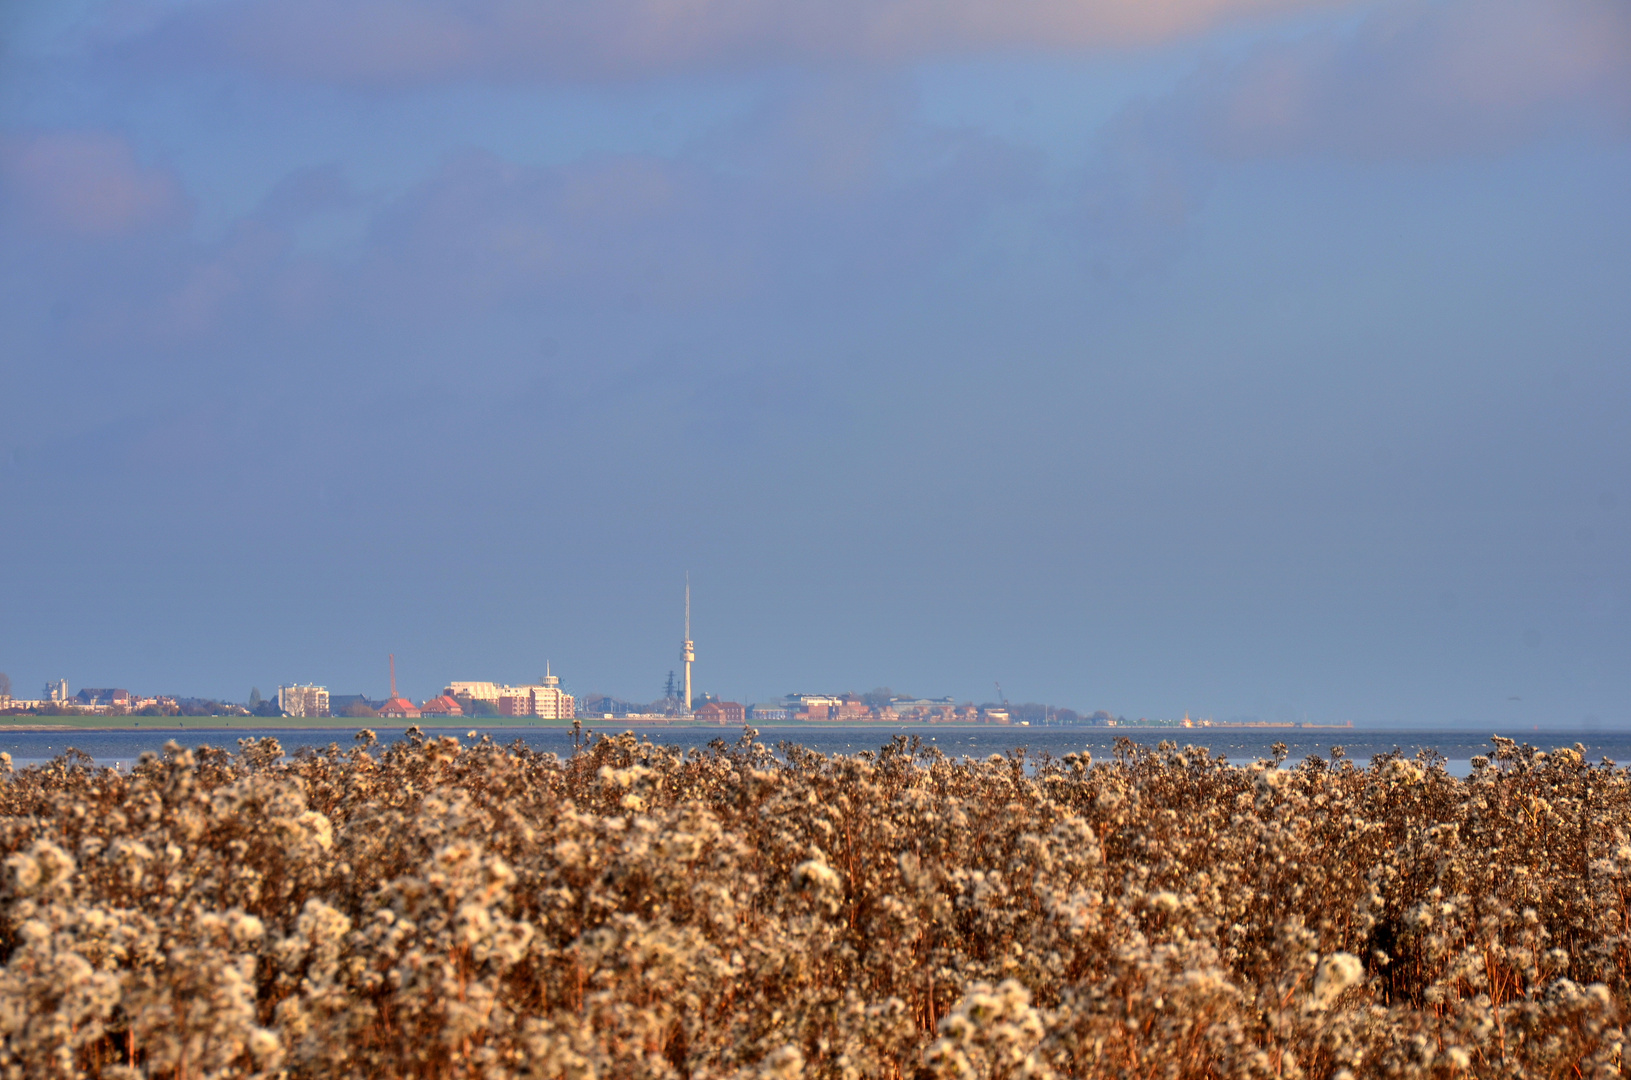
(696, 701), (746, 725)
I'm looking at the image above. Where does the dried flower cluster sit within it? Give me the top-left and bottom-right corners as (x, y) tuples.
(0, 729), (1625, 1079)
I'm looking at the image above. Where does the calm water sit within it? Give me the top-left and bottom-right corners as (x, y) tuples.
(3, 724), (1628, 778)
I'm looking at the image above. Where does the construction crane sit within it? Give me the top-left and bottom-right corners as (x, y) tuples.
(995, 681), (1008, 708)
(379, 652), (419, 718)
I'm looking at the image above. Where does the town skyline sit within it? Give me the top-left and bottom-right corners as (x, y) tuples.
(0, 669), (1121, 725)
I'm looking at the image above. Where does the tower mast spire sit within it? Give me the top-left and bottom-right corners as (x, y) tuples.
(682, 574), (695, 713)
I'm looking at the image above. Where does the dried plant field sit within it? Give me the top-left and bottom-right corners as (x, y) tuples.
(0, 729), (1626, 1079)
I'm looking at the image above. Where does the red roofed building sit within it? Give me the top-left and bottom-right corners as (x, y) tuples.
(419, 695), (464, 717)
(379, 696), (420, 719)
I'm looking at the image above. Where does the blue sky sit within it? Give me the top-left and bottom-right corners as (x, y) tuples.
(1, 0), (1627, 724)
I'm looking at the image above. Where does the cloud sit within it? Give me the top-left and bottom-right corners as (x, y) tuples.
(1062, 0), (1631, 275)
(350, 150), (758, 316)
(127, 0), (1360, 84)
(1188, 0), (1631, 158)
(0, 71), (1040, 381)
(0, 130), (188, 236)
(317, 73), (1040, 319)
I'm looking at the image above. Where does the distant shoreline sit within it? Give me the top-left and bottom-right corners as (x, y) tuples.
(0, 717), (1356, 737)
(0, 718), (1490, 736)
(3, 717), (1611, 738)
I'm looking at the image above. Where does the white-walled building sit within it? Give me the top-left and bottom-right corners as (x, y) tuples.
(446, 681), (504, 701)
(278, 684), (330, 718)
(527, 674), (574, 720)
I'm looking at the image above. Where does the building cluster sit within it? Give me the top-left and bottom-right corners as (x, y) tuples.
(747, 694), (1015, 724)
(0, 588), (1073, 727)
(0, 669), (577, 721)
(659, 695), (1018, 726)
(0, 681), (180, 715)
(442, 675), (575, 719)
(264, 672), (578, 721)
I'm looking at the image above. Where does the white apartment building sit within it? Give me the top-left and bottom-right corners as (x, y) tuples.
(277, 684), (330, 718)
(786, 694), (845, 710)
(528, 674), (574, 720)
(446, 681), (505, 701)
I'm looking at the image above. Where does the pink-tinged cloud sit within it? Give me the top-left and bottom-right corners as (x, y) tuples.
(0, 74), (1036, 357)
(1196, 0), (1631, 158)
(136, 0), (1362, 84)
(1067, 0), (1631, 279)
(0, 131), (187, 236)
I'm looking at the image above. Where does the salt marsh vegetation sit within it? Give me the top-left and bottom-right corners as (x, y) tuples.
(0, 729), (1624, 1078)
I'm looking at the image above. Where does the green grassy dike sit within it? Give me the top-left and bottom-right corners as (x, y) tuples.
(0, 714), (1052, 733)
(0, 716), (818, 733)
(0, 715), (579, 732)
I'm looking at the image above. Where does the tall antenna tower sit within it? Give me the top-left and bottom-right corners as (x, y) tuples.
(389, 653), (398, 699)
(682, 574), (695, 713)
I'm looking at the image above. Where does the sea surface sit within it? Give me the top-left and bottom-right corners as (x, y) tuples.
(3, 724), (1628, 778)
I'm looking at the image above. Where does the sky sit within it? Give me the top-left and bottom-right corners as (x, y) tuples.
(0, 0), (1627, 726)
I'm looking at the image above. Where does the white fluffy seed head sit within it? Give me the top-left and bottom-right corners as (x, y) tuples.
(1309, 952), (1365, 1010)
